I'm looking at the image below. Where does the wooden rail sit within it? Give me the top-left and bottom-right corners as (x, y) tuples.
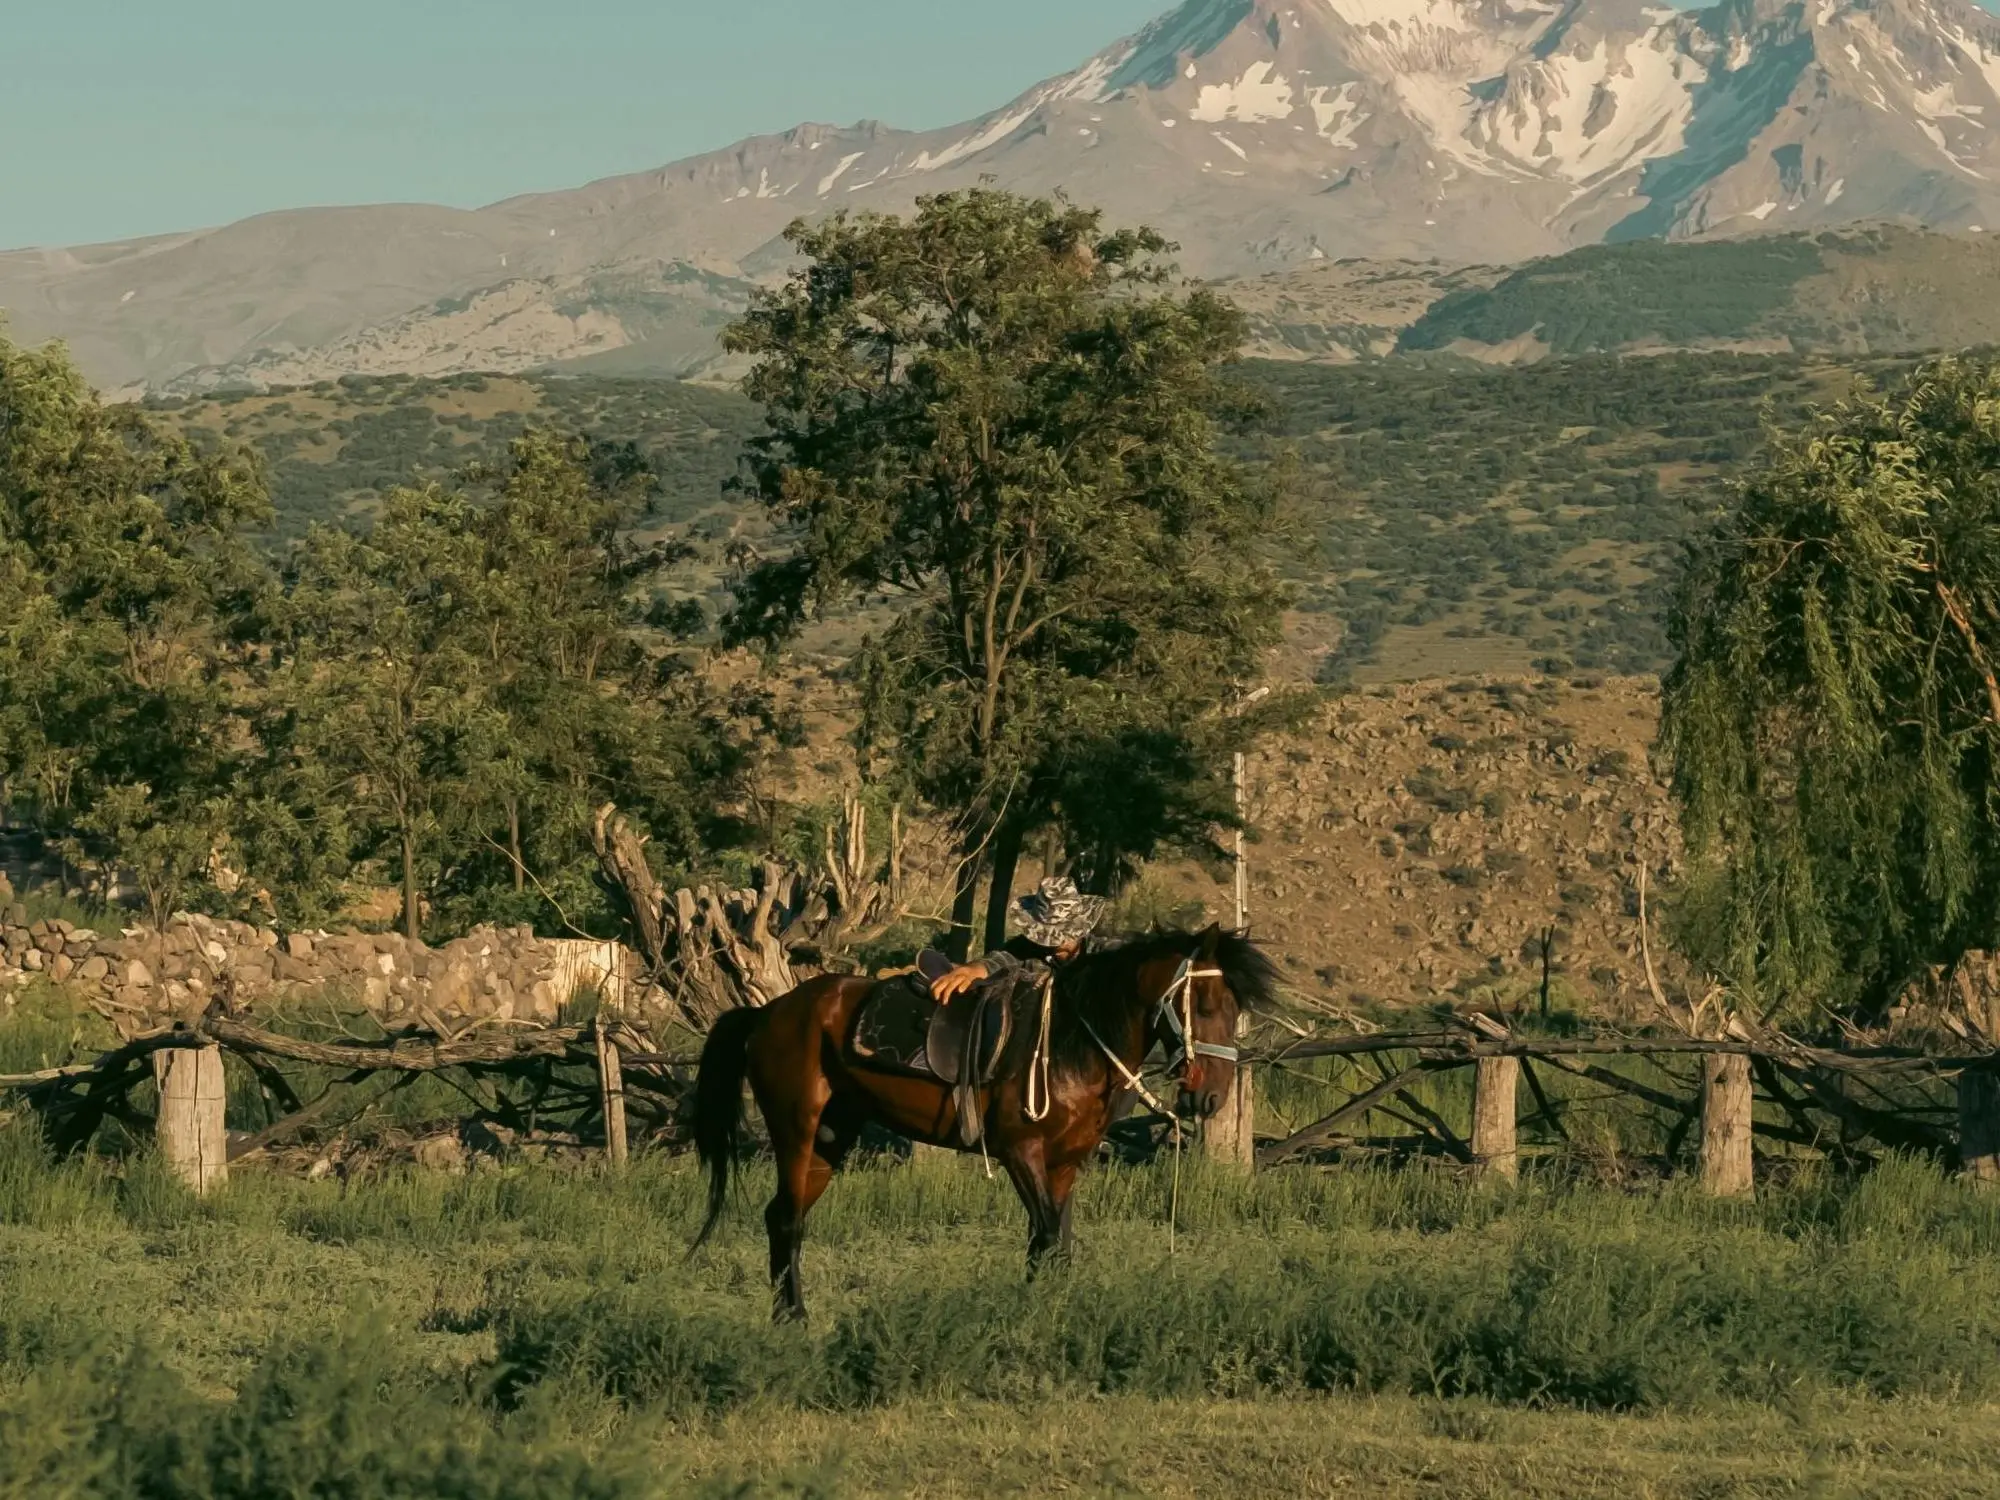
(8, 1009), (1997, 1198)
(1249, 1021), (2000, 1186)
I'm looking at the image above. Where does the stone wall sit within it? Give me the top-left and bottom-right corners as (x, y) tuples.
(0, 896), (642, 1027)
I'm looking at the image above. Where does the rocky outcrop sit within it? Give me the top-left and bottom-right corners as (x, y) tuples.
(0, 907), (640, 1029)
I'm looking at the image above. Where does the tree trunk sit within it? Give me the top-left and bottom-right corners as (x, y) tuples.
(984, 822), (1026, 955)
(889, 804), (905, 909)
(1700, 1053), (1754, 1198)
(593, 804), (669, 975)
(396, 824), (420, 940)
(508, 800), (525, 894)
(1471, 1056), (1520, 1180)
(154, 1044), (228, 1195)
(946, 843), (982, 963)
(1203, 1018), (1255, 1171)
(1959, 1065), (2000, 1185)
(400, 822), (420, 941)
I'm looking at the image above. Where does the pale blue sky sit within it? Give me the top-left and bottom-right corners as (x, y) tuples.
(2, 0), (1167, 249)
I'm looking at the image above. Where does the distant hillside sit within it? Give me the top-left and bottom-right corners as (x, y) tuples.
(70, 226), (2000, 394)
(1396, 226), (2000, 359)
(155, 350), (1948, 681)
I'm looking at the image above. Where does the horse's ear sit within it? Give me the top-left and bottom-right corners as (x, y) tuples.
(1199, 923), (1221, 959)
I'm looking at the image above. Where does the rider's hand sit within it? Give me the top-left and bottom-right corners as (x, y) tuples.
(929, 963), (988, 1002)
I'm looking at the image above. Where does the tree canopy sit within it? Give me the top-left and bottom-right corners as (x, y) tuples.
(0, 329), (270, 926)
(722, 189), (1287, 953)
(1661, 356), (2000, 1016)
(1, 329), (747, 942)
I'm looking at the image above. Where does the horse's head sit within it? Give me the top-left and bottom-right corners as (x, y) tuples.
(1144, 925), (1246, 1121)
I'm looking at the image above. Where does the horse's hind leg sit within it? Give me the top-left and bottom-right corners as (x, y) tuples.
(748, 1055), (833, 1324)
(764, 1143), (833, 1323)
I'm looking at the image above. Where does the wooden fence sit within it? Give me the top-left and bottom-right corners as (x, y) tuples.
(1237, 1017), (2000, 1192)
(5, 1007), (1997, 1197)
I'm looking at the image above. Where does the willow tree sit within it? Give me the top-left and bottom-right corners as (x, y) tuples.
(1661, 357), (2000, 1016)
(723, 190), (1285, 957)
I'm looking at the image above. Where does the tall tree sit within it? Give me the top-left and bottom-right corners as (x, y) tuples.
(724, 190), (1285, 956)
(272, 484), (492, 940)
(1661, 356), (2000, 1017)
(260, 433), (747, 942)
(439, 433), (742, 937)
(0, 329), (269, 908)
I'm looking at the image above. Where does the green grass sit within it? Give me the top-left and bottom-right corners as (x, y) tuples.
(6, 1117), (2000, 1497)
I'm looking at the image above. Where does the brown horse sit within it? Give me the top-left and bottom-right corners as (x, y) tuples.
(689, 927), (1278, 1321)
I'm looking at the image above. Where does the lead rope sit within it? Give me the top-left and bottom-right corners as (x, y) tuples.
(1024, 975), (1054, 1124)
(1172, 970), (1198, 1256)
(1079, 1011), (1185, 1256)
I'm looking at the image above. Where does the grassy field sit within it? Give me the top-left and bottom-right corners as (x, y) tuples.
(6, 1115), (2000, 1499)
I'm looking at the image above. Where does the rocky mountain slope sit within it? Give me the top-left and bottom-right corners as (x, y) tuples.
(8, 0), (2000, 393)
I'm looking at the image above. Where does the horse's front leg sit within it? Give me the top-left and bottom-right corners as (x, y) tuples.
(999, 1141), (1064, 1273)
(1048, 1160), (1079, 1257)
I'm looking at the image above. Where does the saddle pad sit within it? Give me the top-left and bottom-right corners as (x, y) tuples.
(849, 976), (938, 1076)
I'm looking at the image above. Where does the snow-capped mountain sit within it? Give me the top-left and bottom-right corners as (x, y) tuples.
(8, 0), (2000, 391)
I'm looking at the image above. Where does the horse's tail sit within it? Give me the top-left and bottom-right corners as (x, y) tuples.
(690, 1004), (766, 1253)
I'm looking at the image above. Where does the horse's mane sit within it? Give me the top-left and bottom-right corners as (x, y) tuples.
(1047, 928), (1279, 1075)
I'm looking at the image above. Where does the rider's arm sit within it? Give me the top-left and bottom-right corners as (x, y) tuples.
(930, 947), (1020, 1001)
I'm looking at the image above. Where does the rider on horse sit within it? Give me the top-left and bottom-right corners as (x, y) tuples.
(930, 876), (1107, 1002)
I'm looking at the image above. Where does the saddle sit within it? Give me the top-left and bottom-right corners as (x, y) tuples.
(850, 950), (1025, 1147)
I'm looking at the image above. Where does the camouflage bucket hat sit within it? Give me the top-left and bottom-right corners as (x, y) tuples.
(1014, 876), (1106, 948)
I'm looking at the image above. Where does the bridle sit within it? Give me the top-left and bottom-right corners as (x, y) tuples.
(1080, 953), (1239, 1116)
(1153, 956), (1241, 1076)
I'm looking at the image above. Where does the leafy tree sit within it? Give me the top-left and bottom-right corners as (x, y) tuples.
(723, 190), (1286, 955)
(1661, 356), (2000, 1016)
(269, 483), (494, 940)
(432, 433), (745, 938)
(0, 329), (269, 907)
(259, 433), (747, 941)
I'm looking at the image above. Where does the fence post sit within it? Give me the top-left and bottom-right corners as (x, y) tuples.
(594, 1016), (628, 1168)
(1471, 1056), (1519, 1180)
(1204, 1017), (1255, 1171)
(154, 1043), (228, 1195)
(1959, 1064), (2000, 1185)
(1700, 1053), (1754, 1197)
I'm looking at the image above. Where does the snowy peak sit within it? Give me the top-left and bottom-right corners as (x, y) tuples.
(527, 0), (2000, 269)
(14, 0), (2000, 394)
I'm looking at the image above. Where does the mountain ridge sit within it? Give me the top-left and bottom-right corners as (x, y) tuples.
(8, 0), (2000, 392)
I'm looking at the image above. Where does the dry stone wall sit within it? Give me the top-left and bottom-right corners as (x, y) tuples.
(0, 897), (641, 1027)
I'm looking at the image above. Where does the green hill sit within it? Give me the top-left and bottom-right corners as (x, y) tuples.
(1396, 227), (2000, 360)
(153, 351), (1937, 681)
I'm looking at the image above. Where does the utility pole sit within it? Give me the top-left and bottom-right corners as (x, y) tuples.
(1227, 686), (1268, 934)
(1233, 751), (1247, 933)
